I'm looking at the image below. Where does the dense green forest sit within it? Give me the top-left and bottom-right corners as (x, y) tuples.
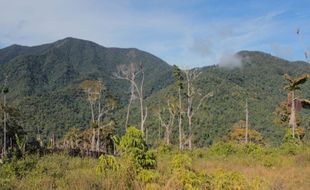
(1, 38), (310, 189)
(1, 38), (310, 145)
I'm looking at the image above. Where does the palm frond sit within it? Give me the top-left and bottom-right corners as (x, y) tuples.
(301, 99), (310, 109)
(284, 74), (294, 83)
(294, 74), (309, 86)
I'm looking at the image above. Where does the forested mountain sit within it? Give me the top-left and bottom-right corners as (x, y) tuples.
(1, 38), (310, 145)
(123, 51), (310, 146)
(0, 37), (173, 138)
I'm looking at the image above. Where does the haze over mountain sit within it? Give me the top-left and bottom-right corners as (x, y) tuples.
(1, 37), (310, 145)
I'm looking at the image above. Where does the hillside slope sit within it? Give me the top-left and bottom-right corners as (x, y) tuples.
(0, 37), (173, 137)
(1, 38), (310, 145)
(122, 51), (310, 146)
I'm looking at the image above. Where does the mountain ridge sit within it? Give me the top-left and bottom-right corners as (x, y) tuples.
(1, 37), (310, 145)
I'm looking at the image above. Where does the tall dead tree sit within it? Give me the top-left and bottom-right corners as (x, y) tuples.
(114, 63), (147, 134)
(81, 80), (106, 154)
(173, 65), (184, 149)
(245, 99), (249, 143)
(125, 82), (136, 128)
(184, 69), (213, 149)
(156, 98), (177, 145)
(1, 76), (8, 157)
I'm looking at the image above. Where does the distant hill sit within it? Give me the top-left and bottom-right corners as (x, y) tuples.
(0, 37), (173, 137)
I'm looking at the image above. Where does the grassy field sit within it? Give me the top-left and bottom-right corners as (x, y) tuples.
(1, 141), (310, 190)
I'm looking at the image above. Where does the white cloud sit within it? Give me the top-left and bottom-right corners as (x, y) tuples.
(218, 53), (243, 69)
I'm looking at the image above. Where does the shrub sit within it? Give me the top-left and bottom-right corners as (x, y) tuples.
(208, 142), (238, 157)
(211, 170), (267, 190)
(96, 155), (120, 175)
(136, 169), (160, 184)
(211, 170), (249, 190)
(170, 154), (192, 171)
(117, 127), (157, 171)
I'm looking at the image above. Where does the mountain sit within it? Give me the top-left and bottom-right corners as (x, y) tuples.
(0, 37), (173, 137)
(1, 38), (310, 146)
(123, 51), (310, 146)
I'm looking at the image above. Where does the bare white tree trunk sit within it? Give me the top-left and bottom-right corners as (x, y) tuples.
(157, 102), (175, 145)
(90, 102), (95, 123)
(289, 91), (296, 138)
(178, 87), (183, 149)
(185, 69), (213, 149)
(2, 76), (8, 157)
(91, 128), (96, 152)
(96, 128), (100, 153)
(114, 63), (147, 136)
(245, 99), (249, 143)
(125, 82), (135, 128)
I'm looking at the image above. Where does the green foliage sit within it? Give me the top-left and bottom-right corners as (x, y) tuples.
(0, 156), (38, 180)
(136, 169), (160, 185)
(283, 128), (301, 145)
(0, 37), (173, 138)
(172, 64), (184, 89)
(96, 155), (120, 175)
(170, 153), (192, 171)
(208, 142), (239, 157)
(117, 126), (156, 170)
(156, 143), (173, 154)
(210, 170), (267, 190)
(229, 127), (263, 144)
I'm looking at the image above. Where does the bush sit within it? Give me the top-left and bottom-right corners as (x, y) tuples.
(136, 169), (160, 184)
(170, 153), (192, 171)
(96, 155), (120, 175)
(208, 142), (238, 157)
(210, 170), (267, 190)
(117, 127), (157, 171)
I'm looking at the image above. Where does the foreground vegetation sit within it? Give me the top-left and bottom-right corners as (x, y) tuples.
(1, 127), (310, 190)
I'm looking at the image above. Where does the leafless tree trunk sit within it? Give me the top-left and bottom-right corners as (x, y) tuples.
(96, 128), (100, 153)
(289, 91), (296, 138)
(185, 69), (213, 149)
(125, 82), (135, 128)
(245, 99), (249, 143)
(157, 100), (176, 145)
(177, 87), (183, 149)
(2, 76), (8, 157)
(91, 129), (96, 152)
(114, 63), (148, 134)
(90, 101), (95, 123)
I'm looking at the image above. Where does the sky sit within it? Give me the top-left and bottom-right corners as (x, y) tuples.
(0, 0), (309, 67)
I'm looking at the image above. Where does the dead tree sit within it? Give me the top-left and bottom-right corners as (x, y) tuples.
(81, 80), (106, 154)
(184, 69), (213, 149)
(114, 63), (148, 134)
(173, 65), (184, 149)
(1, 76), (8, 157)
(245, 99), (249, 143)
(156, 98), (177, 145)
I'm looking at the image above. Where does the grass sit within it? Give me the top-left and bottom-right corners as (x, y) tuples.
(1, 142), (310, 189)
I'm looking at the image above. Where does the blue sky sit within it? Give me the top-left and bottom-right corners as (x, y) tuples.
(0, 0), (309, 67)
